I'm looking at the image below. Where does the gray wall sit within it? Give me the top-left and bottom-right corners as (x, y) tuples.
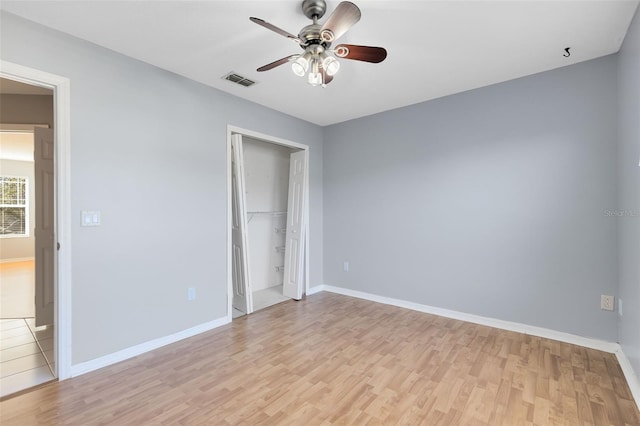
(0, 12), (323, 364)
(0, 94), (53, 126)
(617, 9), (640, 379)
(324, 56), (619, 341)
(0, 159), (35, 260)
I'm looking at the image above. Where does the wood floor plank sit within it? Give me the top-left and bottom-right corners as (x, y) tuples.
(0, 292), (639, 424)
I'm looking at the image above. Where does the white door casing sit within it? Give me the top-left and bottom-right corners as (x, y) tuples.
(231, 134), (253, 314)
(34, 127), (55, 327)
(283, 150), (307, 300)
(1, 60), (72, 380)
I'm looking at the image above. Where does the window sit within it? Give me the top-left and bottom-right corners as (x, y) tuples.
(0, 176), (29, 237)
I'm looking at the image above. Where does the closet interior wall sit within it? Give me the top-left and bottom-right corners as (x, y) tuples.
(242, 137), (295, 293)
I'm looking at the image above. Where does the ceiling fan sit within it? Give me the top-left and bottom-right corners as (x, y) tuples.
(250, 0), (387, 87)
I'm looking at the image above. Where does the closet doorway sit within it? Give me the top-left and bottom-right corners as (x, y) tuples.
(227, 127), (309, 319)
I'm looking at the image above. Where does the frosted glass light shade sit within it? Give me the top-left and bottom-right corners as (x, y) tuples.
(308, 72), (322, 86)
(291, 56), (309, 77)
(323, 56), (340, 76)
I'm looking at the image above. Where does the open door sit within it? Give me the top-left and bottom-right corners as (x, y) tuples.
(283, 150), (307, 300)
(34, 127), (54, 327)
(231, 134), (253, 314)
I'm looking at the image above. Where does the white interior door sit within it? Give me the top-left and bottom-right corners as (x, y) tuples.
(34, 127), (55, 327)
(231, 135), (253, 314)
(283, 150), (307, 300)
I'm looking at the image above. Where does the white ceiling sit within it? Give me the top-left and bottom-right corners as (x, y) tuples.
(1, 1), (638, 126)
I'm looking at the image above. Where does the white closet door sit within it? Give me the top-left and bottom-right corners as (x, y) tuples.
(283, 150), (307, 300)
(34, 127), (55, 327)
(231, 135), (253, 314)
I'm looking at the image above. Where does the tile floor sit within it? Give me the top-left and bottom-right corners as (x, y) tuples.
(0, 318), (55, 398)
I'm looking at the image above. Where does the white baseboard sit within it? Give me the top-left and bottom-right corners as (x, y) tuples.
(306, 285), (325, 296)
(71, 316), (230, 377)
(0, 257), (35, 264)
(321, 285), (619, 353)
(615, 347), (640, 408)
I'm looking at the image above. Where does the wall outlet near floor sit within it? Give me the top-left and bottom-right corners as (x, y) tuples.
(343, 261), (349, 272)
(618, 298), (623, 316)
(187, 287), (196, 301)
(600, 295), (614, 311)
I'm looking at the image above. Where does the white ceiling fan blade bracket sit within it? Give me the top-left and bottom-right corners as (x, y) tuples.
(334, 45), (349, 58)
(320, 29), (335, 42)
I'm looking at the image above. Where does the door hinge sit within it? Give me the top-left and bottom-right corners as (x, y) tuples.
(57, 242), (61, 251)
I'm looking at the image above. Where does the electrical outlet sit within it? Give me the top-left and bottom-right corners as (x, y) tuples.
(619, 299), (623, 316)
(600, 295), (614, 311)
(188, 287), (196, 301)
(343, 261), (349, 272)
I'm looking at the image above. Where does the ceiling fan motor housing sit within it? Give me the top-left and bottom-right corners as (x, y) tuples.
(298, 24), (331, 49)
(302, 0), (327, 20)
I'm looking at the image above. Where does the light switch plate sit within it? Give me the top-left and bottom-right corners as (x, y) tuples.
(81, 211), (101, 227)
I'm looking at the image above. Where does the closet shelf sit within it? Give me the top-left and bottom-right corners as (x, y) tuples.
(247, 211), (287, 215)
(247, 211), (287, 224)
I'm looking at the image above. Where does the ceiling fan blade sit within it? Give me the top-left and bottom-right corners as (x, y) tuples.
(319, 2), (361, 42)
(321, 69), (334, 85)
(334, 44), (387, 63)
(257, 55), (299, 72)
(250, 17), (299, 42)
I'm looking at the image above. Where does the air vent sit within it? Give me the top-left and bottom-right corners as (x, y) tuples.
(223, 72), (256, 87)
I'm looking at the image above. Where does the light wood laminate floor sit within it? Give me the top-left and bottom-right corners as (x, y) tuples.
(1, 292), (639, 425)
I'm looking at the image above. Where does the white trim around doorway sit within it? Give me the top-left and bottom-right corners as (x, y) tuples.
(0, 60), (72, 380)
(226, 125), (310, 321)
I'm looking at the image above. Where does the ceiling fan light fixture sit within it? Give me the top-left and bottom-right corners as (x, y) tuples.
(291, 55), (309, 76)
(308, 71), (322, 86)
(322, 55), (340, 76)
(291, 61), (306, 77)
(307, 57), (323, 86)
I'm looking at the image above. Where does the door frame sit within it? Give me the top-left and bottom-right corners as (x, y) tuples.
(1, 60), (72, 380)
(226, 125), (310, 320)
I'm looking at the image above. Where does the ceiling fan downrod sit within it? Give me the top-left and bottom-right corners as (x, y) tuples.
(302, 0), (327, 20)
